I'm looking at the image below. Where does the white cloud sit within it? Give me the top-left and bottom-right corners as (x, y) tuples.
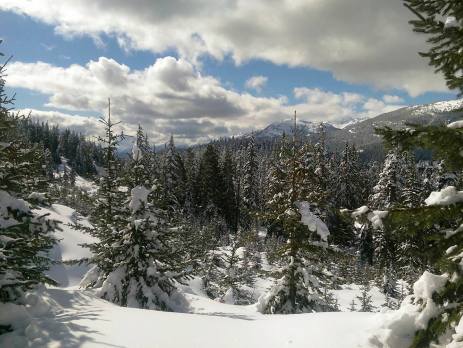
(383, 95), (404, 104)
(245, 75), (268, 92)
(0, 0), (449, 96)
(7, 58), (408, 143)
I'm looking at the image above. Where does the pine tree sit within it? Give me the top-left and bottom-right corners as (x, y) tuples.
(241, 137), (259, 230)
(334, 143), (364, 210)
(404, 0), (463, 94)
(82, 112), (188, 311)
(368, 3), (463, 342)
(219, 233), (254, 305)
(356, 281), (374, 312)
(162, 135), (186, 210)
(80, 101), (128, 285)
(375, 123), (463, 347)
(96, 177), (188, 310)
(369, 149), (405, 209)
(196, 144), (224, 224)
(0, 44), (57, 312)
(220, 149), (237, 231)
(401, 151), (422, 208)
(349, 299), (357, 312)
(259, 114), (332, 314)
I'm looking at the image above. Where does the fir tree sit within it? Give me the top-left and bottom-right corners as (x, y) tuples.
(404, 0), (463, 94)
(0, 44), (57, 312)
(356, 281), (374, 312)
(80, 101), (128, 284)
(401, 151), (422, 208)
(259, 114), (332, 314)
(369, 148), (405, 209)
(241, 137), (259, 230)
(376, 123), (463, 347)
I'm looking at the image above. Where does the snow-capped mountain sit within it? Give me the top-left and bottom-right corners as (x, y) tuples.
(338, 98), (463, 150)
(246, 119), (339, 139)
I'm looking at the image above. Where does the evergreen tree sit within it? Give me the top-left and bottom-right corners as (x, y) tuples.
(356, 281), (374, 312)
(80, 102), (128, 285)
(220, 149), (237, 231)
(259, 116), (332, 314)
(241, 137), (259, 230)
(162, 135), (186, 210)
(196, 144), (224, 223)
(219, 233), (254, 305)
(0, 45), (57, 313)
(375, 122), (463, 347)
(368, 9), (463, 345)
(334, 143), (364, 210)
(369, 149), (405, 209)
(404, 0), (463, 94)
(401, 151), (422, 208)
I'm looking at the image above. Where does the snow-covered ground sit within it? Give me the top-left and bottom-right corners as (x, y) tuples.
(35, 204), (97, 288)
(2, 203), (394, 348)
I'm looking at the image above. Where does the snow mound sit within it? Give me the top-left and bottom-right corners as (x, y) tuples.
(425, 186), (463, 206)
(447, 120), (463, 129)
(412, 271), (447, 299)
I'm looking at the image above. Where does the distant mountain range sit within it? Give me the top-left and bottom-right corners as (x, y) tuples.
(118, 98), (463, 159)
(242, 98), (463, 155)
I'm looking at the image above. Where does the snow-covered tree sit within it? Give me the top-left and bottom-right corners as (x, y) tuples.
(356, 281), (374, 312)
(0, 47), (57, 310)
(83, 123), (188, 311)
(80, 106), (129, 284)
(334, 144), (365, 210)
(369, 149), (405, 209)
(259, 122), (333, 314)
(162, 135), (186, 210)
(241, 137), (259, 230)
(374, 121), (463, 346)
(400, 152), (420, 208)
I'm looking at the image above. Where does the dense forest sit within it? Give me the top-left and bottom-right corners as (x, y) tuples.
(1, 0), (463, 347)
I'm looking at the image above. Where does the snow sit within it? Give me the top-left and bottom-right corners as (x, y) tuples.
(425, 186), (463, 206)
(444, 16), (459, 29)
(34, 204), (97, 288)
(131, 142), (142, 160)
(412, 271), (447, 299)
(295, 201), (330, 241)
(351, 206), (388, 230)
(447, 120), (463, 129)
(128, 186), (150, 211)
(0, 286), (385, 348)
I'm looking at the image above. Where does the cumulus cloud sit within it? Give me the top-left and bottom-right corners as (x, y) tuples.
(245, 75), (268, 92)
(383, 95), (404, 104)
(6, 57), (407, 142)
(0, 0), (449, 96)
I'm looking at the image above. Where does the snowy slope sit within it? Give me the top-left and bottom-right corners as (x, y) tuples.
(5, 204), (399, 348)
(0, 287), (386, 348)
(34, 204), (97, 288)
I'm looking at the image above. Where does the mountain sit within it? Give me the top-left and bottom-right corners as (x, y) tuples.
(335, 98), (463, 149)
(245, 119), (339, 139)
(236, 98), (463, 161)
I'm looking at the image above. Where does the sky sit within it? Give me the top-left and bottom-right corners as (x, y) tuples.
(0, 0), (458, 145)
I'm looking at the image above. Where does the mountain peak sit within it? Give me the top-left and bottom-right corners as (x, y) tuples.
(246, 119), (338, 139)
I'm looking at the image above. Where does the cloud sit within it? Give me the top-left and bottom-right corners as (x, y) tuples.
(19, 109), (103, 137)
(383, 95), (404, 104)
(0, 0), (450, 96)
(6, 56), (408, 142)
(245, 75), (268, 92)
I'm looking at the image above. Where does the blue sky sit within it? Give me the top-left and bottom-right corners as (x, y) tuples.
(0, 1), (457, 144)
